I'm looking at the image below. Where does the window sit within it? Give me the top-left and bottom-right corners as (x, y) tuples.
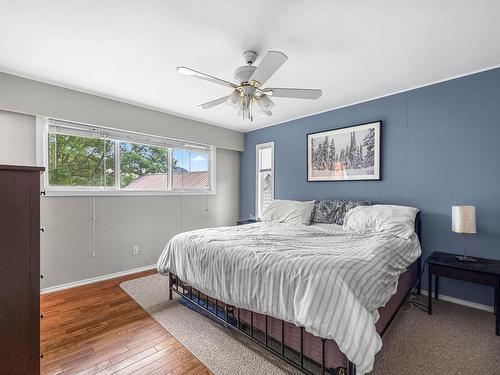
(41, 119), (214, 195)
(119, 141), (168, 190)
(48, 132), (115, 188)
(256, 142), (274, 218)
(172, 148), (210, 190)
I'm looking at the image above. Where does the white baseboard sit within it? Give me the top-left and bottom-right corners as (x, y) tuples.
(40, 264), (157, 294)
(420, 289), (494, 313)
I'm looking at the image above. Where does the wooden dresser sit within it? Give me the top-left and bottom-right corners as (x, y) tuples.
(0, 165), (44, 374)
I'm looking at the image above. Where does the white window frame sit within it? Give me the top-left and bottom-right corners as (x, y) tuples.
(255, 142), (275, 218)
(36, 117), (216, 196)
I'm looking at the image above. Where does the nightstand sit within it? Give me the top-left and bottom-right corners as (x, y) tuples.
(426, 251), (500, 335)
(236, 219), (259, 225)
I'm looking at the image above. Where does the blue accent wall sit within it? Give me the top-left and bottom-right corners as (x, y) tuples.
(240, 68), (500, 308)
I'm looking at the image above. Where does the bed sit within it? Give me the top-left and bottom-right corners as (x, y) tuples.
(157, 207), (422, 375)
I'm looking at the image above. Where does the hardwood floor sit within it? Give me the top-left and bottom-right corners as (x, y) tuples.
(40, 270), (212, 375)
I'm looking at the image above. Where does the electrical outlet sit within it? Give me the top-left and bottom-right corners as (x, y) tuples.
(132, 245), (139, 255)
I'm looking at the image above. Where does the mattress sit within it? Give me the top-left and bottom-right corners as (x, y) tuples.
(157, 222), (421, 374)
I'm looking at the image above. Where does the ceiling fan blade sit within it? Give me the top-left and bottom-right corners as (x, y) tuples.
(198, 96), (230, 109)
(264, 88), (322, 99)
(249, 51), (288, 86)
(177, 66), (237, 89)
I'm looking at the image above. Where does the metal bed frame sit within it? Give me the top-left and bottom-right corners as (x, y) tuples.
(167, 214), (422, 375)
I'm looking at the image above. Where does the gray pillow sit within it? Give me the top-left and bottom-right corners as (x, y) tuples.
(312, 199), (373, 225)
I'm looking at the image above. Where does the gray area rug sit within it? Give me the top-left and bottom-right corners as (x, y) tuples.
(120, 274), (499, 375)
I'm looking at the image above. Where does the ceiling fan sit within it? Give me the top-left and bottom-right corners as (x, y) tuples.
(176, 50), (322, 121)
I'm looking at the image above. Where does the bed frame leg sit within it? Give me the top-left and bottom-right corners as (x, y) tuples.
(416, 213), (422, 295)
(417, 256), (422, 295)
(347, 361), (356, 375)
(168, 272), (173, 300)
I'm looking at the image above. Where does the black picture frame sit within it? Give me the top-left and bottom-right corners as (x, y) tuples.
(306, 121), (382, 182)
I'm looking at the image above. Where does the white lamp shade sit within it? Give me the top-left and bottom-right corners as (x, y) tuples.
(452, 206), (476, 233)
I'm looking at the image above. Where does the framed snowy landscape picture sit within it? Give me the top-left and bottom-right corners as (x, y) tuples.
(307, 121), (381, 181)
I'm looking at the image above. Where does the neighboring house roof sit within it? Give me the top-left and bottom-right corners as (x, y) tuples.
(172, 171), (208, 189)
(123, 172), (208, 190)
(173, 166), (188, 172)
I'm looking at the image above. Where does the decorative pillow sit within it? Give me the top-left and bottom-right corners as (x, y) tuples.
(261, 199), (315, 225)
(343, 205), (420, 238)
(312, 199), (373, 225)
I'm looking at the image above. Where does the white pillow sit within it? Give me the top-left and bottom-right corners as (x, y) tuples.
(261, 199), (315, 225)
(343, 205), (419, 238)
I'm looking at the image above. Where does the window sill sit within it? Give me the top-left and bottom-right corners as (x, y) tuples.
(43, 189), (216, 197)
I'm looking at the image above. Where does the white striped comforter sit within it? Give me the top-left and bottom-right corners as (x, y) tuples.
(157, 222), (421, 374)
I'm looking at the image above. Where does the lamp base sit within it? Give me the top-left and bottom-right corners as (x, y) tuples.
(456, 255), (477, 262)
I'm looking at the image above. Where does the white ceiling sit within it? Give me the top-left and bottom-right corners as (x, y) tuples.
(1, 1), (499, 132)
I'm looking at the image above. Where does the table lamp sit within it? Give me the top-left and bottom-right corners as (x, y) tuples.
(452, 205), (477, 262)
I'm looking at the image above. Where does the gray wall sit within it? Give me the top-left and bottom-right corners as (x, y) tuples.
(241, 67), (500, 308)
(1, 110), (239, 289)
(0, 111), (36, 165)
(0, 73), (243, 151)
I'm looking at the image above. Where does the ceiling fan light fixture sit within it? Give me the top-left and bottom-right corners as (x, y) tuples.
(259, 95), (275, 111)
(250, 99), (260, 114)
(257, 95), (274, 118)
(227, 89), (241, 109)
